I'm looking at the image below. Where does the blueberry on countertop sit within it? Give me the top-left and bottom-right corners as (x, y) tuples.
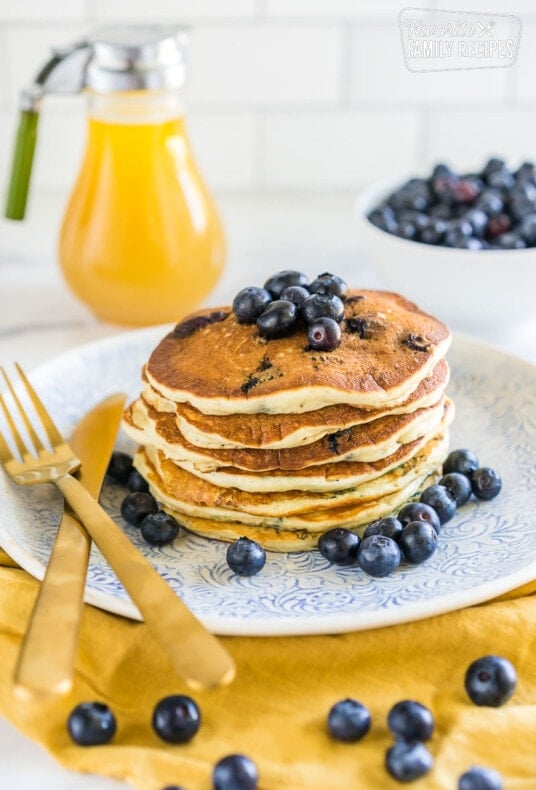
(307, 317), (342, 352)
(363, 517), (403, 543)
(141, 511), (180, 545)
(458, 766), (504, 790)
(357, 535), (401, 578)
(385, 740), (434, 783)
(397, 502), (441, 535)
(212, 754), (259, 790)
(399, 522), (438, 565)
(439, 472), (472, 506)
(120, 491), (159, 527)
(327, 698), (371, 742)
(443, 449), (479, 477)
(152, 695), (201, 743)
(464, 655), (517, 707)
(387, 700), (434, 742)
(106, 451), (133, 485)
(233, 287), (272, 324)
(471, 467), (502, 500)
(127, 469), (150, 493)
(226, 537), (266, 576)
(318, 528), (360, 566)
(67, 702), (116, 746)
(263, 270), (309, 298)
(420, 484), (457, 524)
(256, 299), (298, 340)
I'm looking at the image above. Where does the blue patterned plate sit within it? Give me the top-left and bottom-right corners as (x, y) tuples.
(0, 329), (534, 636)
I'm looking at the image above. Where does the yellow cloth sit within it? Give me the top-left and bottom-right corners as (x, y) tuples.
(1, 546), (536, 790)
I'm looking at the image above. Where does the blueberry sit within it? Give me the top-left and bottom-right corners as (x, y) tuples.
(509, 196), (536, 222)
(327, 698), (371, 742)
(486, 213), (511, 240)
(464, 208), (489, 237)
(213, 754), (259, 790)
(397, 502), (441, 535)
(152, 695), (201, 743)
(309, 272), (348, 300)
(443, 449), (479, 477)
(106, 451), (133, 484)
(67, 702), (116, 746)
(127, 469), (149, 493)
(481, 157), (506, 180)
(420, 484), (457, 524)
(515, 161), (536, 182)
(256, 300), (298, 339)
(487, 169), (514, 191)
(494, 232), (526, 249)
(232, 287), (272, 324)
(450, 178), (482, 204)
(387, 700), (434, 742)
(318, 527), (360, 565)
(368, 206), (398, 233)
(458, 766), (504, 790)
(280, 285), (310, 307)
(429, 203), (453, 220)
(518, 213), (536, 246)
(439, 472), (472, 506)
(307, 317), (342, 352)
(141, 511), (180, 545)
(385, 740), (434, 783)
(399, 522), (438, 565)
(446, 218), (473, 238)
(451, 237), (484, 250)
(475, 189), (504, 217)
(363, 517), (403, 542)
(420, 218), (447, 245)
(396, 210), (429, 231)
(302, 292), (345, 324)
(471, 467), (502, 500)
(431, 174), (458, 205)
(120, 491), (158, 527)
(226, 537), (266, 576)
(431, 162), (452, 180)
(263, 270), (309, 298)
(464, 655), (517, 707)
(395, 220), (417, 240)
(357, 535), (401, 578)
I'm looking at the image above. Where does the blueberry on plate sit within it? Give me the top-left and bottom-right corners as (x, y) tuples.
(67, 702), (116, 746)
(327, 698), (371, 742)
(385, 740), (434, 782)
(439, 472), (472, 506)
(226, 537), (266, 576)
(232, 287), (272, 324)
(318, 527), (360, 566)
(302, 292), (345, 324)
(443, 449), (479, 477)
(471, 467), (502, 500)
(256, 299), (297, 339)
(357, 535), (401, 578)
(280, 285), (310, 307)
(307, 317), (342, 352)
(458, 766), (504, 790)
(127, 469), (149, 493)
(152, 695), (201, 743)
(309, 272), (348, 300)
(106, 451), (133, 485)
(363, 517), (403, 543)
(263, 270), (309, 298)
(463, 208), (488, 237)
(212, 754), (259, 790)
(475, 189), (504, 218)
(420, 484), (457, 524)
(387, 700), (434, 742)
(464, 655), (517, 707)
(141, 511), (180, 545)
(120, 491), (159, 527)
(399, 522), (438, 565)
(397, 502), (441, 535)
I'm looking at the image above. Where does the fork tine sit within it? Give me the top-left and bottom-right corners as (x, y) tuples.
(14, 363), (64, 448)
(0, 425), (15, 464)
(1, 367), (45, 454)
(0, 380), (30, 459)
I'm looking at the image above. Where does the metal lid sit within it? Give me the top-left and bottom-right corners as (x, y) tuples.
(86, 26), (189, 92)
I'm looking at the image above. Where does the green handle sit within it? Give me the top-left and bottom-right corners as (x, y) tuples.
(4, 109), (39, 221)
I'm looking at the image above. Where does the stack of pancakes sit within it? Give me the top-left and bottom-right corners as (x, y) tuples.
(122, 290), (454, 551)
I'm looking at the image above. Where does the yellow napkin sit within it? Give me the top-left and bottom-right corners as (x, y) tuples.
(1, 546), (535, 790)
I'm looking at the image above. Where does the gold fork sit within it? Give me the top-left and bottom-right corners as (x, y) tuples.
(0, 364), (235, 691)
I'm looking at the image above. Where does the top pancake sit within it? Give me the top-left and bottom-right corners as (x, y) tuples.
(145, 290), (451, 415)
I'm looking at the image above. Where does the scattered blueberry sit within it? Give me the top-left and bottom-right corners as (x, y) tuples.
(363, 517), (403, 543)
(357, 535), (401, 578)
(67, 702), (116, 746)
(309, 272), (348, 300)
(307, 317), (342, 352)
(471, 467), (502, 500)
(152, 695), (201, 743)
(106, 451), (133, 485)
(420, 484), (457, 524)
(464, 655), (517, 707)
(387, 700), (434, 742)
(327, 699), (371, 742)
(443, 449), (479, 477)
(263, 270), (309, 298)
(301, 292), (345, 324)
(385, 740), (434, 783)
(127, 469), (150, 493)
(439, 472), (472, 506)
(212, 754), (259, 790)
(399, 522), (438, 565)
(256, 299), (298, 339)
(226, 537), (266, 576)
(233, 287), (272, 324)
(280, 285), (310, 307)
(120, 491), (159, 527)
(318, 528), (360, 565)
(458, 766), (504, 790)
(141, 511), (180, 545)
(397, 502), (441, 535)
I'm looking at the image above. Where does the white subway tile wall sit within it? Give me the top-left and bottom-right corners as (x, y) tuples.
(0, 0), (535, 195)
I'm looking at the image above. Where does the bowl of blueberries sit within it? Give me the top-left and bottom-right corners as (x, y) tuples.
(355, 157), (536, 334)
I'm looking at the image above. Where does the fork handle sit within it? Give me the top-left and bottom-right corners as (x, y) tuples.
(54, 474), (235, 689)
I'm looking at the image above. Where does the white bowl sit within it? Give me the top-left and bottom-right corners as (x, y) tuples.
(355, 176), (536, 335)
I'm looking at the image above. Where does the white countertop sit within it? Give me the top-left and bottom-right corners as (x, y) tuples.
(0, 192), (534, 788)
